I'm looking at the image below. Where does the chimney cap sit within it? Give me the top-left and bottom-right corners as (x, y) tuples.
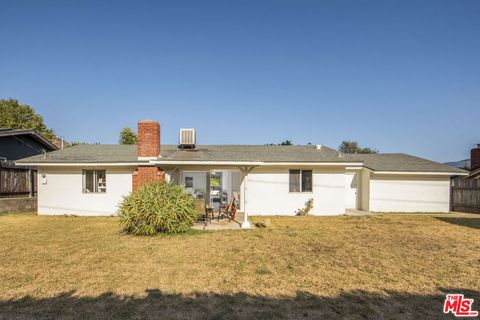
(138, 119), (158, 123)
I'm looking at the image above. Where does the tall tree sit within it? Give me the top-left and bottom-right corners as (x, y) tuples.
(119, 127), (138, 144)
(339, 140), (378, 154)
(0, 99), (56, 140)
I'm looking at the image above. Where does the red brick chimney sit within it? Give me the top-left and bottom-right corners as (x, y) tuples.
(471, 144), (480, 171)
(137, 120), (160, 159)
(132, 120), (164, 191)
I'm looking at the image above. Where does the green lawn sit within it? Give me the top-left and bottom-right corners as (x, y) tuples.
(0, 213), (479, 319)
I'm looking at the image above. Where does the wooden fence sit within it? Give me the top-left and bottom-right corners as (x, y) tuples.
(451, 177), (480, 213)
(0, 160), (36, 198)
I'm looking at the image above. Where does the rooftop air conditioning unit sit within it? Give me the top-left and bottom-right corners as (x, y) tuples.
(179, 128), (196, 149)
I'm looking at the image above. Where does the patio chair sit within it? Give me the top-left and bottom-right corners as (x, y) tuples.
(217, 196), (237, 222)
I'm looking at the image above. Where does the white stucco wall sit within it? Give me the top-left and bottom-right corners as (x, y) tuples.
(245, 167), (346, 216)
(36, 165), (453, 216)
(369, 174), (450, 212)
(37, 166), (135, 216)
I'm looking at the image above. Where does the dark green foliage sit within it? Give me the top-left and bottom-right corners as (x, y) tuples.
(70, 141), (88, 147)
(119, 127), (138, 144)
(69, 141), (100, 147)
(265, 140), (293, 146)
(118, 182), (197, 235)
(338, 140), (378, 154)
(0, 99), (56, 140)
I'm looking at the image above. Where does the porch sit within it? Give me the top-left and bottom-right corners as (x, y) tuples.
(165, 166), (256, 229)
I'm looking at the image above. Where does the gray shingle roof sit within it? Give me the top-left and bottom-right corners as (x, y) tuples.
(16, 144), (344, 163)
(16, 144), (467, 174)
(159, 145), (344, 162)
(16, 144), (139, 163)
(347, 153), (466, 173)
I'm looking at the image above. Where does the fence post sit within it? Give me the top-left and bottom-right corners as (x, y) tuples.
(449, 178), (453, 212)
(28, 169), (32, 197)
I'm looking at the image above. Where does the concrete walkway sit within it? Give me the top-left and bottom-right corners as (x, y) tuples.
(192, 212), (246, 231)
(344, 209), (479, 218)
(344, 209), (378, 216)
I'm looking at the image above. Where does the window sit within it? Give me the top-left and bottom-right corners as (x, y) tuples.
(302, 170), (312, 192)
(185, 176), (193, 188)
(289, 170), (300, 192)
(289, 170), (312, 192)
(83, 170), (106, 193)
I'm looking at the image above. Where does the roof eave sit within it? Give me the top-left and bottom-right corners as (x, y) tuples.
(14, 161), (144, 166)
(371, 170), (468, 176)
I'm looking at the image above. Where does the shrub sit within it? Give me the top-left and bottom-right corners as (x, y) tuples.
(295, 198), (314, 216)
(118, 182), (197, 235)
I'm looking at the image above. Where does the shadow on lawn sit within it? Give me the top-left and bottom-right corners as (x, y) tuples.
(0, 288), (478, 320)
(435, 217), (480, 229)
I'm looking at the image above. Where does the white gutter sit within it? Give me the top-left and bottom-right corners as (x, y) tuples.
(261, 162), (364, 166)
(372, 171), (468, 176)
(16, 161), (464, 176)
(150, 160), (363, 166)
(15, 162), (142, 167)
(150, 160), (264, 166)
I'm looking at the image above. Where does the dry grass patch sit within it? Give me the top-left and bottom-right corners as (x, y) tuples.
(0, 213), (479, 319)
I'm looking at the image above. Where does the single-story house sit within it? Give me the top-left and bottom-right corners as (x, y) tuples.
(16, 120), (467, 228)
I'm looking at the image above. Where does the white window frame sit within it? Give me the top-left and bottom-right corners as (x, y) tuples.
(82, 169), (107, 193)
(289, 169), (313, 193)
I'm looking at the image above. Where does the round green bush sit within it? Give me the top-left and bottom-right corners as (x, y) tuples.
(118, 182), (197, 235)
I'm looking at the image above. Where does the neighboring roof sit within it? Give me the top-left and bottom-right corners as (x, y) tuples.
(16, 144), (467, 174)
(347, 153), (466, 174)
(466, 167), (480, 179)
(0, 128), (58, 151)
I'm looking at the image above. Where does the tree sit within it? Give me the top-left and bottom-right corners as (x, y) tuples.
(280, 139), (293, 146)
(119, 127), (137, 144)
(266, 140), (294, 146)
(69, 141), (100, 147)
(0, 99), (56, 140)
(338, 140), (378, 154)
(70, 141), (88, 147)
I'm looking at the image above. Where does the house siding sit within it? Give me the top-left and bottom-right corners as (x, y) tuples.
(245, 167), (346, 216)
(33, 165), (454, 216)
(369, 174), (450, 212)
(37, 166), (134, 216)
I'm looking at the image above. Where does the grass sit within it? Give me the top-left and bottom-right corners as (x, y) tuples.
(0, 213), (479, 319)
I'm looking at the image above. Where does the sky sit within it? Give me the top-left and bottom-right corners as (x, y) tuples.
(1, 0), (479, 162)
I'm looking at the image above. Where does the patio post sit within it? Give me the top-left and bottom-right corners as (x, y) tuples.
(239, 166), (255, 229)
